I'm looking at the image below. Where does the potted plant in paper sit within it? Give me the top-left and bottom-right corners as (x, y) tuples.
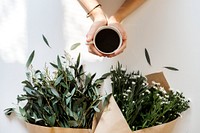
(4, 43), (111, 133)
(95, 62), (190, 133)
(110, 63), (190, 132)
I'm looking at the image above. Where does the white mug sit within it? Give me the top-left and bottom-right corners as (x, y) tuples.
(89, 26), (122, 54)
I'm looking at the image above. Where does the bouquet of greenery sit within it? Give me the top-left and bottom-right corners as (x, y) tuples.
(5, 51), (110, 130)
(110, 63), (190, 131)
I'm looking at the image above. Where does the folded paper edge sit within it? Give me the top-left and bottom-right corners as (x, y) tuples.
(94, 96), (132, 133)
(25, 116), (97, 133)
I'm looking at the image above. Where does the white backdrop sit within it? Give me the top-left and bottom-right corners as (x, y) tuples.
(0, 0), (199, 133)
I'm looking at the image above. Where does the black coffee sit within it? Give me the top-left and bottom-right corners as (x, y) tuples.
(95, 28), (120, 53)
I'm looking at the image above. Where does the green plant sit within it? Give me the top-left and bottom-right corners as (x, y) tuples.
(5, 51), (110, 129)
(110, 62), (190, 131)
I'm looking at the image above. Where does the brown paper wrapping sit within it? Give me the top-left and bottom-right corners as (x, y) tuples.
(95, 72), (178, 133)
(94, 96), (132, 133)
(26, 115), (97, 133)
(133, 118), (177, 133)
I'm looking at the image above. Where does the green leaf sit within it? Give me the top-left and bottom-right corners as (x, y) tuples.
(35, 70), (42, 74)
(95, 72), (110, 84)
(50, 88), (60, 98)
(19, 107), (26, 117)
(75, 53), (81, 68)
(145, 48), (151, 66)
(100, 93), (112, 109)
(50, 62), (58, 69)
(100, 72), (111, 80)
(93, 106), (100, 112)
(24, 87), (34, 95)
(66, 107), (74, 117)
(38, 97), (43, 107)
(70, 43), (81, 50)
(164, 66), (179, 71)
(57, 56), (63, 70)
(73, 112), (79, 121)
(54, 74), (63, 86)
(85, 73), (92, 87)
(66, 97), (71, 105)
(35, 118), (44, 123)
(68, 120), (78, 127)
(17, 95), (28, 102)
(21, 80), (33, 88)
(48, 114), (56, 126)
(26, 50), (35, 68)
(71, 88), (76, 96)
(42, 34), (51, 48)
(4, 108), (15, 116)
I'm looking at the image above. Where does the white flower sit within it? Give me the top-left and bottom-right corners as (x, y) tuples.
(123, 93), (128, 97)
(152, 81), (160, 86)
(165, 95), (169, 98)
(145, 89), (151, 94)
(161, 101), (170, 105)
(153, 86), (158, 90)
(132, 81), (136, 85)
(160, 87), (167, 94)
(132, 101), (135, 104)
(114, 94), (117, 97)
(132, 75), (137, 79)
(159, 96), (163, 100)
(121, 67), (126, 72)
(126, 89), (132, 93)
(152, 81), (156, 84)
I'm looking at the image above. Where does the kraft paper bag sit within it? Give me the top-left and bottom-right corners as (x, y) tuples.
(95, 72), (177, 133)
(26, 116), (97, 133)
(94, 96), (132, 133)
(133, 118), (178, 133)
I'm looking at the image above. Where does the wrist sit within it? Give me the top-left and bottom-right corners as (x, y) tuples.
(109, 15), (122, 24)
(92, 8), (107, 23)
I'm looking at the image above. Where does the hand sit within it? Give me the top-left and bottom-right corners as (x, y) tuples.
(106, 16), (127, 58)
(86, 19), (107, 57)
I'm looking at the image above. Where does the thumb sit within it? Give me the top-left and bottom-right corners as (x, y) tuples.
(86, 34), (93, 42)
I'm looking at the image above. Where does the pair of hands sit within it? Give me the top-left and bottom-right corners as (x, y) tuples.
(86, 17), (127, 58)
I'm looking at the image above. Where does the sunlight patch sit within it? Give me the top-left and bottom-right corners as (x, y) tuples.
(61, 0), (102, 62)
(0, 0), (27, 64)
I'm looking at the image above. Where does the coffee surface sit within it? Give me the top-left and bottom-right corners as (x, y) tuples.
(95, 29), (120, 53)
